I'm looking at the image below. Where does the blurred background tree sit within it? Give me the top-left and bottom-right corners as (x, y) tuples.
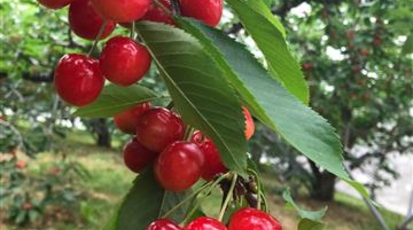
(249, 0), (413, 201)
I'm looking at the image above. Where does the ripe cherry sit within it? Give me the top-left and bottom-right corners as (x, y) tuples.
(136, 108), (185, 152)
(185, 217), (227, 230)
(142, 0), (175, 25)
(147, 219), (182, 230)
(359, 48), (369, 56)
(114, 102), (151, 134)
(100, 36), (152, 86)
(54, 54), (104, 106)
(228, 208), (282, 230)
(302, 63), (313, 71)
(15, 160), (26, 169)
(37, 0), (74, 9)
(179, 0), (223, 27)
(242, 106), (255, 140)
(123, 138), (157, 173)
(190, 131), (227, 181)
(69, 0), (116, 40)
(91, 0), (150, 22)
(22, 203), (33, 210)
(154, 141), (204, 191)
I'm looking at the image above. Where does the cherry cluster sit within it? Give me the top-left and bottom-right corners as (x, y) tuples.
(147, 207), (282, 230)
(39, 0), (283, 228)
(39, 0), (223, 107)
(117, 104), (255, 191)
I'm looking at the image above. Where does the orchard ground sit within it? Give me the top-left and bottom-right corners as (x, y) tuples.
(0, 130), (404, 230)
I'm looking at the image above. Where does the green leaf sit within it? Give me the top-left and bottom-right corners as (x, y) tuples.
(225, 0), (309, 104)
(135, 21), (248, 174)
(282, 189), (327, 221)
(402, 34), (413, 54)
(73, 84), (159, 118)
(298, 218), (325, 230)
(175, 19), (365, 194)
(116, 168), (191, 230)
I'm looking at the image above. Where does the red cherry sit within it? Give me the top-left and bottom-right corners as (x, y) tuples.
(54, 54), (104, 106)
(242, 106), (255, 140)
(185, 217), (227, 230)
(22, 203), (33, 210)
(179, 0), (223, 27)
(123, 138), (157, 173)
(100, 36), (152, 86)
(190, 131), (227, 181)
(302, 63), (313, 71)
(114, 102), (151, 134)
(142, 0), (175, 25)
(228, 208), (282, 230)
(147, 219), (182, 230)
(359, 48), (369, 56)
(38, 0), (74, 9)
(154, 141), (204, 191)
(69, 0), (116, 40)
(136, 108), (185, 152)
(91, 0), (150, 22)
(15, 160), (26, 169)
(346, 30), (355, 40)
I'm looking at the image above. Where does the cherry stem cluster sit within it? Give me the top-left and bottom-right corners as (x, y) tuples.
(88, 21), (108, 56)
(218, 173), (238, 221)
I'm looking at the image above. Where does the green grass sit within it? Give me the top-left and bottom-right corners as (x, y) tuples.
(1, 130), (408, 230)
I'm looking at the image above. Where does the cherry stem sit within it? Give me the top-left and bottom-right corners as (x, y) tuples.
(182, 174), (230, 224)
(218, 173), (238, 221)
(162, 181), (213, 218)
(248, 169), (261, 210)
(166, 101), (174, 110)
(153, 0), (173, 16)
(87, 21), (107, 57)
(184, 127), (195, 141)
(130, 21), (136, 39)
(170, 0), (181, 16)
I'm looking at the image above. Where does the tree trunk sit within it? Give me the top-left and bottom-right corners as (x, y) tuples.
(92, 118), (111, 148)
(308, 159), (337, 201)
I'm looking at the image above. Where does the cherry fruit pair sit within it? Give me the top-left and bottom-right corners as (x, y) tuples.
(147, 208), (282, 230)
(54, 36), (151, 106)
(147, 217), (226, 230)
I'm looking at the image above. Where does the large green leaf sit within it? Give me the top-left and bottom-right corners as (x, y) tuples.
(74, 84), (159, 118)
(225, 0), (309, 104)
(282, 189), (327, 221)
(135, 21), (248, 174)
(116, 168), (191, 230)
(175, 18), (363, 191)
(298, 219), (325, 230)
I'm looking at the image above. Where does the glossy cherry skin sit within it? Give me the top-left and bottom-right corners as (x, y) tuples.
(99, 36), (152, 86)
(147, 219), (182, 230)
(154, 141), (204, 191)
(228, 208), (282, 230)
(142, 0), (175, 25)
(38, 0), (74, 9)
(185, 217), (227, 230)
(136, 108), (185, 152)
(114, 102), (151, 134)
(91, 0), (150, 22)
(190, 131), (227, 181)
(54, 54), (104, 107)
(123, 138), (157, 173)
(69, 0), (116, 40)
(179, 0), (223, 27)
(242, 106), (255, 140)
